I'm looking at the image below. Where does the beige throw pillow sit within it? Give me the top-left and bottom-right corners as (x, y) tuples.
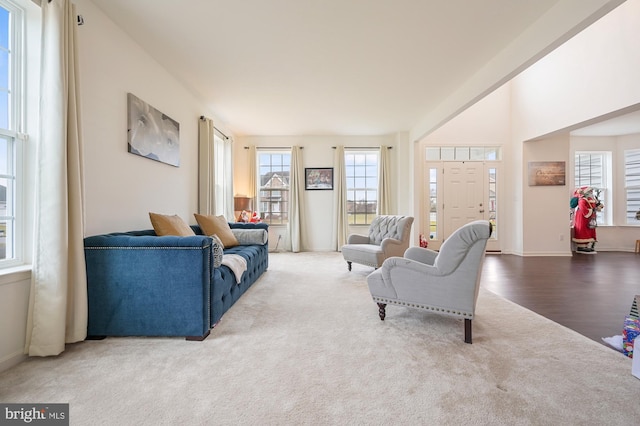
(149, 212), (195, 236)
(194, 214), (239, 247)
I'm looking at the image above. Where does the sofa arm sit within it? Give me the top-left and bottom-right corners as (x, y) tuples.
(347, 234), (370, 244)
(404, 246), (438, 266)
(84, 234), (214, 339)
(379, 237), (405, 257)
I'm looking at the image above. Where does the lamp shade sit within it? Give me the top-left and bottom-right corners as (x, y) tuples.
(234, 196), (252, 211)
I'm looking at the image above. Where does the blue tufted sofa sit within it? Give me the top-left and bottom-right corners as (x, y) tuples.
(83, 222), (268, 341)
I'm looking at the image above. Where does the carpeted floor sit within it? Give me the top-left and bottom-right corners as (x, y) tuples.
(1, 252), (638, 425)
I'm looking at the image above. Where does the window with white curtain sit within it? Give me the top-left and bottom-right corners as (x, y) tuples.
(345, 150), (379, 225)
(258, 150), (290, 225)
(0, 0), (23, 265)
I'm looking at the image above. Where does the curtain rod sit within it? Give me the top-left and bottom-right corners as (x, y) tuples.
(332, 146), (392, 149)
(47, 0), (84, 25)
(245, 146), (304, 150)
(199, 116), (229, 140)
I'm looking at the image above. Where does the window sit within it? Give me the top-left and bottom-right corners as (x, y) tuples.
(425, 146), (501, 161)
(624, 149), (640, 225)
(428, 168), (437, 239)
(345, 150), (378, 225)
(258, 151), (290, 225)
(488, 167), (497, 239)
(0, 0), (23, 264)
(574, 152), (611, 225)
(574, 152), (605, 188)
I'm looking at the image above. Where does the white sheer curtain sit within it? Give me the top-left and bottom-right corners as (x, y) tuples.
(214, 133), (234, 221)
(288, 146), (304, 252)
(377, 146), (392, 215)
(198, 117), (234, 220)
(198, 117), (215, 215)
(247, 145), (257, 207)
(26, 0), (87, 356)
(332, 146), (348, 250)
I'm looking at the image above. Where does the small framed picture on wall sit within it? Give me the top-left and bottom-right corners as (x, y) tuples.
(305, 168), (334, 190)
(528, 161), (566, 186)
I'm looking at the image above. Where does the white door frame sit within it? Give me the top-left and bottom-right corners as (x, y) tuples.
(423, 161), (501, 251)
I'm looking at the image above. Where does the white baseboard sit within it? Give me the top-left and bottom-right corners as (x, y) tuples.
(0, 351), (26, 374)
(522, 251), (573, 257)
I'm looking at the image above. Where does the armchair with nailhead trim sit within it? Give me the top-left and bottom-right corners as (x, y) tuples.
(366, 220), (492, 343)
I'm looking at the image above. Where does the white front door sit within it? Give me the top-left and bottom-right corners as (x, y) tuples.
(443, 162), (486, 237)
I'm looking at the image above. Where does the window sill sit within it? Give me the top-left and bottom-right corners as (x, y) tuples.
(0, 264), (32, 286)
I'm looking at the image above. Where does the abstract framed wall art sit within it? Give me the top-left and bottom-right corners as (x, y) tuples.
(127, 93), (180, 167)
(528, 161), (566, 186)
(305, 167), (334, 190)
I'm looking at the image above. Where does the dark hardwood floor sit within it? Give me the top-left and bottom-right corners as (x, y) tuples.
(481, 252), (640, 347)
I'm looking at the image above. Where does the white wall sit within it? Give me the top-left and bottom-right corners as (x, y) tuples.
(511, 0), (640, 254)
(75, 0), (228, 236)
(409, 0), (625, 143)
(420, 84), (512, 145)
(522, 135), (572, 255)
(0, 271), (30, 372)
(417, 84), (512, 249)
(234, 134), (411, 251)
(511, 0), (640, 141)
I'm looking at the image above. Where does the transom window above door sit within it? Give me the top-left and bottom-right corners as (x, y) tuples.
(425, 146), (501, 161)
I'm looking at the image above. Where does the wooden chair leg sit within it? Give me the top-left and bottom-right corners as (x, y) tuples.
(377, 303), (386, 321)
(464, 318), (472, 344)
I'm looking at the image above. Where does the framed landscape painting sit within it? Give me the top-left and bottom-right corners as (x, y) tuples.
(528, 161), (566, 186)
(127, 93), (180, 167)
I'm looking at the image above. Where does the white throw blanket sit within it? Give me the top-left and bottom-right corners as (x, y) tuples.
(221, 254), (247, 284)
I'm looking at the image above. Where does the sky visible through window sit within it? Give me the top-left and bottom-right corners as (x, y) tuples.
(0, 6), (9, 129)
(0, 3), (9, 259)
(0, 6), (9, 182)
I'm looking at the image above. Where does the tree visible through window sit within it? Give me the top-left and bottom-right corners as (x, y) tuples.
(345, 151), (378, 225)
(258, 151), (290, 225)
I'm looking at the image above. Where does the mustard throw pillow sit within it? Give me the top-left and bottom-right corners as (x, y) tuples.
(149, 213), (195, 236)
(194, 214), (239, 247)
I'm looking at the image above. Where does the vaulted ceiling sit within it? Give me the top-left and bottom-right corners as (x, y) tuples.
(89, 0), (625, 139)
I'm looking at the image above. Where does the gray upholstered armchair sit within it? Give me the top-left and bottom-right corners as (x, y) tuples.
(341, 215), (414, 271)
(366, 220), (492, 343)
